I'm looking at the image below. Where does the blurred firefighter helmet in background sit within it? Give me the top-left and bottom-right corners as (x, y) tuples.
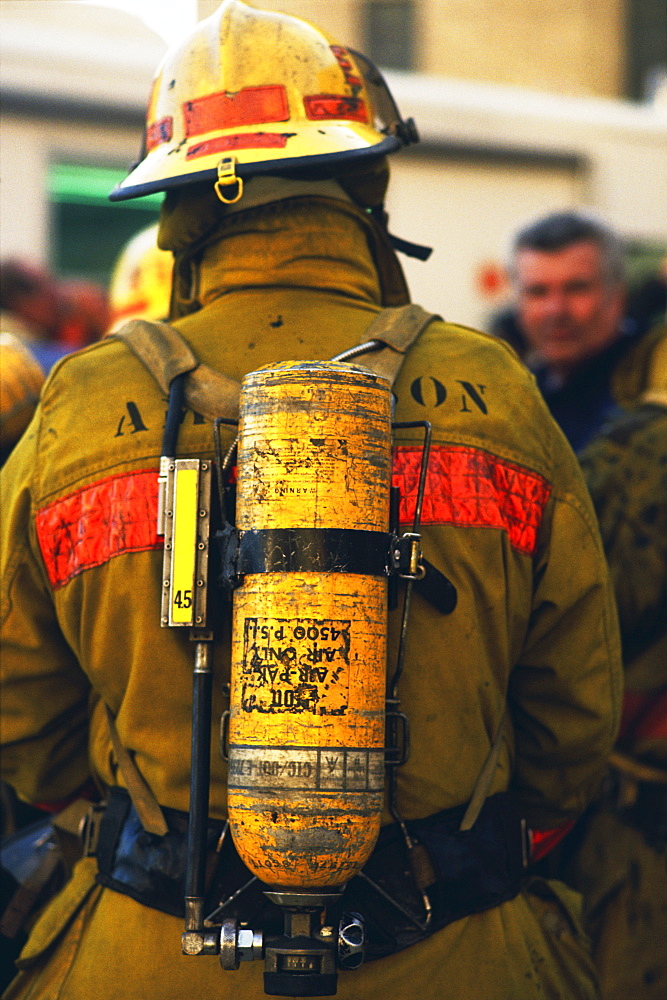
(109, 0), (417, 204)
(108, 224), (173, 329)
(0, 329), (44, 464)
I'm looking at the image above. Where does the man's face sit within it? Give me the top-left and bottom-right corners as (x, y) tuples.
(514, 240), (625, 377)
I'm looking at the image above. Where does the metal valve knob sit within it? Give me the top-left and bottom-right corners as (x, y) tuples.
(337, 912), (365, 970)
(219, 919), (263, 970)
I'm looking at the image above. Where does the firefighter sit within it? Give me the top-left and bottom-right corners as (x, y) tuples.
(0, 327), (44, 466)
(106, 223), (173, 331)
(0, 3), (622, 998)
(562, 348), (667, 1000)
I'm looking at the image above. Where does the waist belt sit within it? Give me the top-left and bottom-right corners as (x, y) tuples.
(94, 787), (525, 958)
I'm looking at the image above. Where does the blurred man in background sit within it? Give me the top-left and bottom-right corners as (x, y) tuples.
(503, 212), (667, 998)
(506, 210), (665, 453)
(561, 319), (667, 1000)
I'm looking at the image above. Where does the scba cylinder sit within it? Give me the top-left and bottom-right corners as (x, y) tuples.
(227, 360), (392, 890)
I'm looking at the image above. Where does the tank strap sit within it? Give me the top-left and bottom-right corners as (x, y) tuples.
(114, 305), (439, 422)
(104, 704), (168, 836)
(459, 710), (507, 832)
(352, 304), (440, 385)
(114, 319), (240, 423)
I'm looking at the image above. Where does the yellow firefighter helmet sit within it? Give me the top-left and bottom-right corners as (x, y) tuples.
(0, 328), (44, 461)
(110, 0), (416, 203)
(108, 224), (173, 329)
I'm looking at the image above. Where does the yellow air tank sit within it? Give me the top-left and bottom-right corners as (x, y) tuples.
(227, 360), (392, 892)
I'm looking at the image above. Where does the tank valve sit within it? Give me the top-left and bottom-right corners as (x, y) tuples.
(218, 891), (366, 996)
(219, 920), (264, 970)
(337, 912), (365, 970)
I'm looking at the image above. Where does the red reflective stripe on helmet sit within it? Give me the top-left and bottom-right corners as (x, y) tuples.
(111, 298), (152, 321)
(303, 95), (369, 123)
(530, 820), (575, 862)
(183, 85), (289, 137)
(392, 445), (551, 556)
(330, 46), (364, 89)
(36, 469), (160, 589)
(146, 116), (173, 151)
(186, 133), (289, 160)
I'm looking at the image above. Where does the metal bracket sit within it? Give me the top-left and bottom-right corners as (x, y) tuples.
(159, 458), (212, 628)
(81, 803), (105, 858)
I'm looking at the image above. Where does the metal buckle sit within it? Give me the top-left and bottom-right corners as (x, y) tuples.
(521, 819), (532, 868)
(80, 803), (105, 857)
(214, 157), (244, 205)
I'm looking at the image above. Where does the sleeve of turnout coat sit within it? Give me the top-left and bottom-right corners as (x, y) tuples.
(1, 405), (92, 804)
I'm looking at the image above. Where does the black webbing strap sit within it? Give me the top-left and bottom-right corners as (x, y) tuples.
(234, 527), (390, 576)
(91, 787), (524, 958)
(113, 305), (440, 422)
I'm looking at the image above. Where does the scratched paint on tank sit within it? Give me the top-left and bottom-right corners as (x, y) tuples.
(227, 362), (391, 888)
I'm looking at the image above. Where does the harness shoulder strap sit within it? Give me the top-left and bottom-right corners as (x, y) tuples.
(114, 304), (441, 421)
(115, 319), (198, 393)
(115, 319), (240, 423)
(338, 304), (440, 387)
(363, 304), (440, 353)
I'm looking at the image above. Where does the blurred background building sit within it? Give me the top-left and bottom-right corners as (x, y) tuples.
(1, 0), (666, 330)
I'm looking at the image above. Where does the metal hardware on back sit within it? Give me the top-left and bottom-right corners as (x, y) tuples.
(159, 459), (212, 628)
(81, 803), (106, 858)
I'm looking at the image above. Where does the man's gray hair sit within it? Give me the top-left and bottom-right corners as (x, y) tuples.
(511, 210), (626, 286)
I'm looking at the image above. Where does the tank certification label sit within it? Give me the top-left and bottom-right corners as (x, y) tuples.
(241, 617), (352, 714)
(227, 745), (385, 793)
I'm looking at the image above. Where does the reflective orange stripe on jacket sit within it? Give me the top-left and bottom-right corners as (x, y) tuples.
(36, 468), (160, 588)
(36, 446), (550, 589)
(392, 445), (551, 556)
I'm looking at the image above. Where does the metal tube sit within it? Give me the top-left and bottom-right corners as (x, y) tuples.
(185, 640), (213, 923)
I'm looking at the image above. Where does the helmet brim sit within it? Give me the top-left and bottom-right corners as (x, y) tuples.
(109, 133), (402, 202)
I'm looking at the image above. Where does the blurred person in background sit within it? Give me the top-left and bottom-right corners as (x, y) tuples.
(560, 321), (667, 1000)
(0, 261), (69, 374)
(569, 402), (667, 1000)
(58, 278), (111, 349)
(0, 326), (44, 467)
(0, 259), (110, 374)
(106, 223), (173, 331)
(502, 210), (665, 453)
(501, 213), (667, 997)
(1, 4), (622, 999)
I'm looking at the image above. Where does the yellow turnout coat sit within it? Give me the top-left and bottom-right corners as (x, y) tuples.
(1, 195), (622, 999)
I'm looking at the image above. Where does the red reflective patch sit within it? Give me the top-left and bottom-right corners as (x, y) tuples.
(36, 470), (160, 589)
(186, 133), (289, 160)
(304, 95), (368, 124)
(111, 298), (152, 321)
(392, 445), (550, 555)
(184, 86), (289, 137)
(146, 116), (173, 151)
(530, 820), (575, 862)
(330, 46), (363, 89)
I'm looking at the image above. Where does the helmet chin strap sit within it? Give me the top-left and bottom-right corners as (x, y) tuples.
(215, 170), (432, 261)
(388, 232), (433, 262)
(368, 205), (433, 262)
